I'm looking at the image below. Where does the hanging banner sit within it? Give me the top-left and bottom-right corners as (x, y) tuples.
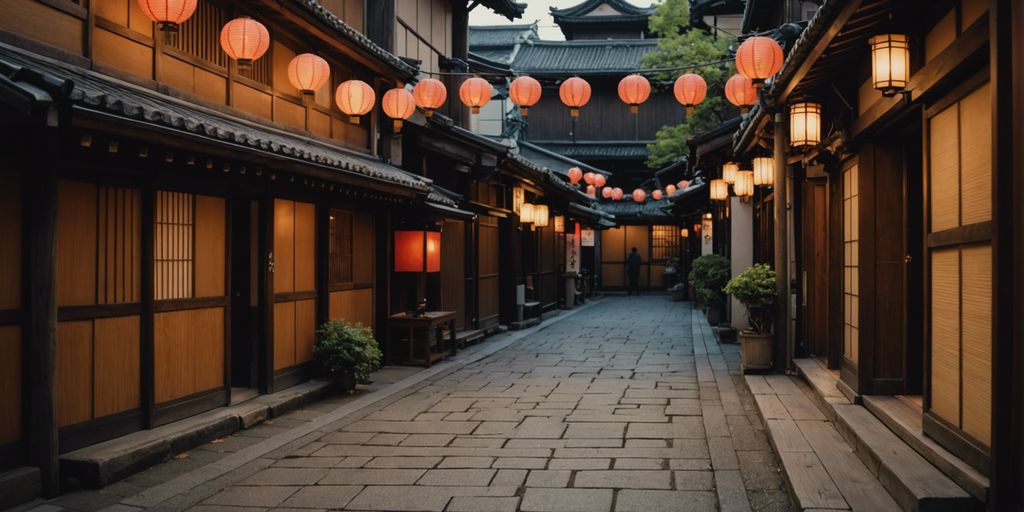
(566, 233), (580, 273)
(580, 228), (595, 247)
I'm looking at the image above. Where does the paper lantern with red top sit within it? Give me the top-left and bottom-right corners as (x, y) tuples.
(673, 73), (706, 114)
(586, 185), (596, 197)
(665, 184), (677, 196)
(394, 230), (441, 273)
(559, 77), (591, 117)
(652, 189), (663, 201)
(567, 167), (583, 185)
(413, 78), (447, 117)
(287, 53), (330, 95)
(632, 189), (646, 203)
(618, 74), (651, 114)
(509, 75), (542, 116)
(137, 0), (197, 40)
(583, 172), (595, 185)
(335, 80), (375, 124)
(593, 174), (606, 188)
(725, 74), (758, 113)
(459, 77), (492, 114)
(220, 17), (269, 72)
(612, 188), (624, 201)
(735, 36), (784, 87)
(602, 187), (613, 199)
(382, 88), (416, 133)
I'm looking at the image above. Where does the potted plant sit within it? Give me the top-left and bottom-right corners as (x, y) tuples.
(688, 254), (730, 325)
(724, 263), (776, 371)
(664, 256), (681, 288)
(313, 319), (383, 393)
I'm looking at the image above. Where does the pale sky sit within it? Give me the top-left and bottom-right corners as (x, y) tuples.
(468, 1), (656, 41)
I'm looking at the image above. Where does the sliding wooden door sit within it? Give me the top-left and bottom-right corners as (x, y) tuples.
(272, 199), (317, 389)
(327, 209), (374, 329)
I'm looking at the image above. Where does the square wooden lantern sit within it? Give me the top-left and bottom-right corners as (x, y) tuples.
(394, 230), (441, 273)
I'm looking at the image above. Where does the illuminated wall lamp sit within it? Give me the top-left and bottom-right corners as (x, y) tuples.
(870, 34), (910, 97)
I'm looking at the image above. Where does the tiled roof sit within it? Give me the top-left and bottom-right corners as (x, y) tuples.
(534, 141), (653, 160)
(517, 141), (611, 178)
(550, 0), (656, 21)
(469, 24), (539, 49)
(511, 39), (658, 76)
(0, 44), (431, 192)
(476, 0), (528, 20)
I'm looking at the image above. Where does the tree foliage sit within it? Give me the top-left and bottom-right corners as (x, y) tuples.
(643, 0), (735, 169)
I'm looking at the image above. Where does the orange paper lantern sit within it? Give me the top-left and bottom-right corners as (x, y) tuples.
(459, 77), (492, 114)
(413, 78), (447, 117)
(612, 188), (624, 201)
(602, 187), (613, 199)
(287, 53), (330, 95)
(735, 36), (784, 87)
(725, 74), (759, 113)
(509, 75), (542, 116)
(586, 184), (596, 197)
(652, 189), (663, 201)
(568, 167), (583, 185)
(618, 74), (651, 114)
(137, 0), (197, 38)
(593, 174), (606, 188)
(677, 180), (690, 190)
(665, 184), (677, 196)
(394, 230), (441, 273)
(335, 80), (375, 124)
(583, 172), (595, 185)
(673, 73), (706, 114)
(632, 189), (646, 203)
(382, 88), (416, 132)
(559, 77), (591, 117)
(220, 17), (270, 72)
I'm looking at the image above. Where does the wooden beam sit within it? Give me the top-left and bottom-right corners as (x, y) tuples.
(775, 0), (864, 105)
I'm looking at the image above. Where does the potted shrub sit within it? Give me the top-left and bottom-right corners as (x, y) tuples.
(724, 263), (776, 371)
(313, 319), (383, 393)
(688, 254), (730, 325)
(664, 256), (681, 288)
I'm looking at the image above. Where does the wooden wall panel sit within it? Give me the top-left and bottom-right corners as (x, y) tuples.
(58, 181), (97, 307)
(602, 265), (625, 287)
(442, 220), (466, 329)
(274, 200), (295, 293)
(309, 110), (332, 138)
(194, 68), (228, 105)
(232, 82), (272, 119)
(929, 101), (959, 232)
(353, 214), (374, 282)
(154, 308), (224, 403)
(93, 28), (153, 79)
(329, 288), (374, 327)
(962, 0), (987, 27)
(294, 299), (317, 365)
(0, 174), (21, 310)
(924, 10), (955, 63)
(477, 217), (500, 325)
(0, 326), (21, 444)
(192, 307), (225, 394)
(294, 202), (316, 291)
(601, 227), (625, 261)
(930, 248), (961, 425)
(274, 301), (296, 370)
(961, 244), (992, 445)
(56, 321), (93, 428)
(959, 84), (991, 226)
(93, 316), (140, 418)
(97, 187), (141, 304)
(195, 195), (226, 297)
(272, 42), (297, 97)
(275, 97), (307, 132)
(1, 0), (84, 55)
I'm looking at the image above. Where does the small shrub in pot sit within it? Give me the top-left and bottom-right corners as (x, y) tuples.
(688, 254), (730, 322)
(314, 320), (383, 392)
(724, 263), (777, 370)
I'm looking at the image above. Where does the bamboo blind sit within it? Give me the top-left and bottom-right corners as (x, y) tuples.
(843, 160), (859, 364)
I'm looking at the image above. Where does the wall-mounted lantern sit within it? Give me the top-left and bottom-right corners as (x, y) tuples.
(752, 156), (774, 186)
(722, 162), (739, 185)
(709, 179), (728, 201)
(869, 34), (910, 97)
(789, 101), (822, 148)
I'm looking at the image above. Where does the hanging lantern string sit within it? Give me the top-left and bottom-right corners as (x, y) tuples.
(414, 58), (734, 78)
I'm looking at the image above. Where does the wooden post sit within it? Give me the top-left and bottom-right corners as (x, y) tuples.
(140, 184), (155, 428)
(773, 112), (791, 373)
(316, 203), (330, 328)
(448, 2), (469, 129)
(26, 128), (58, 496)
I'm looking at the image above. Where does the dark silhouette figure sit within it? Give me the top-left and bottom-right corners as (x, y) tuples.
(626, 247), (642, 296)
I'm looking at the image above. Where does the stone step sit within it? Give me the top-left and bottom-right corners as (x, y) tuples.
(0, 466), (41, 510)
(862, 396), (989, 504)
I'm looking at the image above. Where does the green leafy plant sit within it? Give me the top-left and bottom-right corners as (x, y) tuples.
(665, 256), (681, 271)
(688, 254), (730, 307)
(314, 320), (382, 385)
(724, 264), (777, 334)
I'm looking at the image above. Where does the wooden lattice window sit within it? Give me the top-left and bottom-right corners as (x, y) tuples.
(651, 225), (681, 262)
(329, 209), (354, 285)
(169, 1), (228, 68)
(155, 191), (194, 300)
(842, 160), (859, 364)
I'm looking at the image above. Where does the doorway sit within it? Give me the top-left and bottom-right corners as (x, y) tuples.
(230, 198), (261, 396)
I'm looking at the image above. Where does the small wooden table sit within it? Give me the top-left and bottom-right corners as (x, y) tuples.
(386, 311), (457, 367)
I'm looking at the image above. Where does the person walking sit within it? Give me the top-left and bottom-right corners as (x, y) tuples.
(626, 247), (642, 296)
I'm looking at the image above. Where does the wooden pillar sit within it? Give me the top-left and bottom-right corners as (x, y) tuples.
(448, 2), (470, 129)
(26, 128), (58, 496)
(773, 112), (791, 373)
(316, 203), (330, 327)
(259, 193), (274, 394)
(140, 184), (155, 428)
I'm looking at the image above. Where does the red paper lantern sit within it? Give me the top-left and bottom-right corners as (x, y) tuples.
(413, 78), (447, 117)
(735, 36), (784, 87)
(586, 184), (596, 197)
(725, 74), (759, 113)
(673, 73), (707, 114)
(693, 223), (701, 233)
(394, 230), (441, 273)
(509, 75), (542, 116)
(220, 17), (270, 72)
(652, 189), (663, 201)
(137, 0), (197, 38)
(568, 167), (583, 185)
(583, 172), (595, 185)
(335, 80), (375, 124)
(559, 77), (591, 117)
(602, 187), (613, 199)
(382, 88), (416, 133)
(665, 184), (677, 196)
(593, 174), (606, 188)
(612, 188), (624, 201)
(632, 189), (646, 203)
(459, 77), (492, 114)
(287, 53), (330, 95)
(618, 74), (651, 114)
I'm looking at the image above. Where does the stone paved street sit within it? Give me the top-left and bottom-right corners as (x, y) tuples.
(42, 296), (792, 512)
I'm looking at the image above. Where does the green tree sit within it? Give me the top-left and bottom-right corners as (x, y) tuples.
(643, 0), (735, 169)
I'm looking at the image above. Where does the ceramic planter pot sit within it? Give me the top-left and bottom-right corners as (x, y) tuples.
(740, 331), (773, 371)
(325, 366), (357, 394)
(706, 304), (723, 326)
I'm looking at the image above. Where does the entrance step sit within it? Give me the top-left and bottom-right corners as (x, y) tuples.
(454, 329), (485, 348)
(791, 358), (981, 511)
(0, 466), (40, 510)
(747, 374), (901, 511)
